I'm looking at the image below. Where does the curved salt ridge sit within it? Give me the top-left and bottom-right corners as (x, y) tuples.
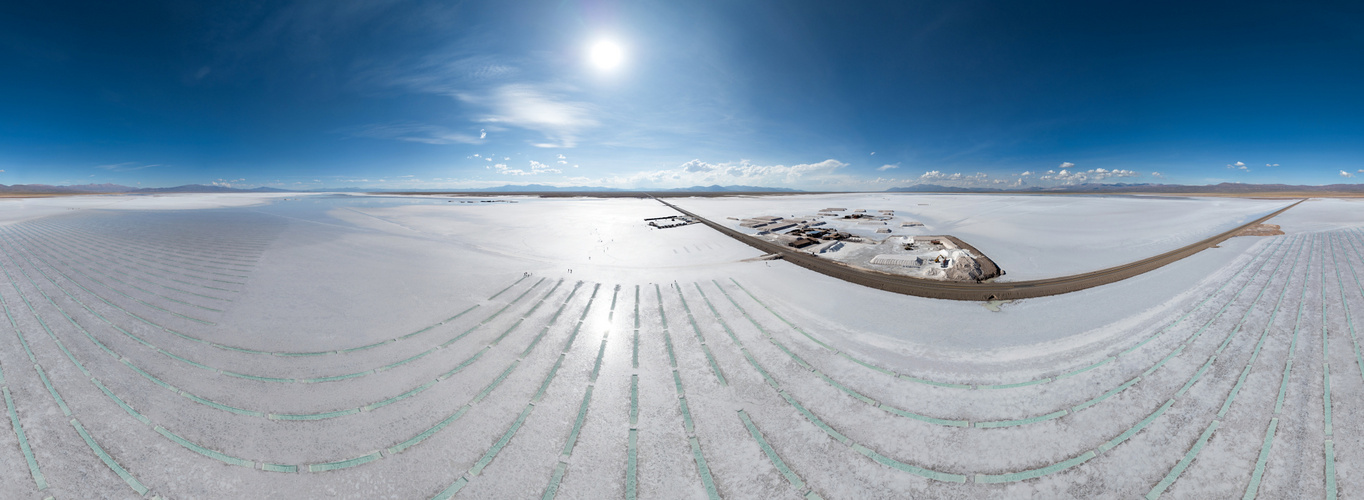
(20, 233), (229, 316)
(1144, 234), (1310, 498)
(9, 225), (530, 357)
(705, 234), (1297, 430)
(1, 268), (151, 495)
(626, 285), (640, 500)
(672, 282), (728, 386)
(689, 283), (827, 497)
(6, 232), (543, 382)
(23, 220), (255, 280)
(28, 221), (255, 283)
(14, 223), (241, 302)
(0, 341), (49, 493)
(1320, 237), (1338, 498)
(34, 218), (262, 267)
(687, 239), (1309, 485)
(3, 229), (222, 325)
(30, 219), (254, 276)
(539, 285), (620, 499)
(727, 234), (1280, 391)
(1336, 229), (1364, 383)
(652, 284), (722, 500)
(10, 237), (546, 385)
(4, 246), (570, 422)
(425, 283), (606, 498)
(8, 261), (601, 475)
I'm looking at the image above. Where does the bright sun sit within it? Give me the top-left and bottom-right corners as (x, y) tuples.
(589, 40), (624, 70)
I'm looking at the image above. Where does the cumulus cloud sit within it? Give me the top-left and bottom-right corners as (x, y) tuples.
(494, 160), (563, 176)
(1358, 169), (1363, 173)
(1266, 163), (1279, 167)
(1227, 161), (1248, 171)
(1020, 171), (1033, 176)
(681, 159), (714, 173)
(1038, 167), (1139, 184)
(876, 164), (898, 171)
(1342, 170), (1355, 178)
(479, 129), (486, 139)
(1059, 162), (1075, 169)
(920, 171), (988, 182)
(211, 178), (247, 188)
(1152, 172), (1164, 178)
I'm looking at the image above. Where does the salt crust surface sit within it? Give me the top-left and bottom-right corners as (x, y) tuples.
(0, 193), (1355, 499)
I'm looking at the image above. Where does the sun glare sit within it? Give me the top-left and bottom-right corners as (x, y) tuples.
(589, 40), (624, 70)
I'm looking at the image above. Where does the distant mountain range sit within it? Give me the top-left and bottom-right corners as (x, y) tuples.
(0, 183), (290, 194)
(2, 181), (1359, 195)
(886, 182), (1364, 194)
(420, 184), (803, 193)
(0, 183), (802, 194)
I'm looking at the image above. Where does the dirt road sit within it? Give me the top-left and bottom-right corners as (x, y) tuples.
(658, 198), (1304, 301)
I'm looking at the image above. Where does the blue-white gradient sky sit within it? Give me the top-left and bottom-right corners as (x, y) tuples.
(1, 1), (1362, 190)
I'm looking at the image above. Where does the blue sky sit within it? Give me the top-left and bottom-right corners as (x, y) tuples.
(1, 1), (1361, 190)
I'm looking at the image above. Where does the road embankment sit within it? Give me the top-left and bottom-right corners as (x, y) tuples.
(657, 198), (1303, 301)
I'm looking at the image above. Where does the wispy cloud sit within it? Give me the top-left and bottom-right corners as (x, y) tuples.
(1342, 170), (1355, 178)
(460, 84), (597, 148)
(96, 162), (161, 172)
(350, 123), (483, 145)
(601, 158), (851, 189)
(876, 164), (898, 171)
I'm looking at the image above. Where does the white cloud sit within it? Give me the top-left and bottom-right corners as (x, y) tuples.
(1342, 170), (1355, 178)
(1038, 167), (1140, 184)
(1059, 162), (1075, 169)
(460, 84), (597, 148)
(876, 164), (898, 171)
(1227, 161), (1248, 170)
(1152, 171), (1164, 178)
(353, 123), (482, 145)
(211, 178), (247, 188)
(870, 152), (875, 155)
(599, 158), (851, 189)
(1020, 171), (1033, 176)
(557, 154), (567, 160)
(1358, 169), (1363, 173)
(919, 171), (988, 183)
(479, 129), (486, 139)
(96, 162), (161, 172)
(1266, 163), (1279, 167)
